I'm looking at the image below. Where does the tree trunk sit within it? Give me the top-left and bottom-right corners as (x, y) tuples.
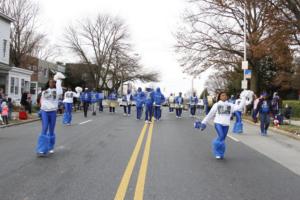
(250, 68), (258, 94)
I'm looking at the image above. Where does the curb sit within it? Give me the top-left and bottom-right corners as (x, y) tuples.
(243, 118), (300, 141)
(0, 118), (41, 128)
(0, 113), (68, 129)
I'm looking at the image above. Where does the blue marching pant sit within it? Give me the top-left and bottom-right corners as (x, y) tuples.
(36, 110), (57, 153)
(136, 107), (143, 119)
(233, 111), (243, 134)
(145, 105), (153, 121)
(190, 106), (196, 116)
(212, 123), (229, 158)
(154, 106), (161, 120)
(176, 108), (182, 117)
(63, 103), (73, 124)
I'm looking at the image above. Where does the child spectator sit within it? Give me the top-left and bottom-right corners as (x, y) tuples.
(1, 101), (9, 125)
(7, 97), (13, 120)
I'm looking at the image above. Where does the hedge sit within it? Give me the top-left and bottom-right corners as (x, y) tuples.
(283, 100), (300, 118)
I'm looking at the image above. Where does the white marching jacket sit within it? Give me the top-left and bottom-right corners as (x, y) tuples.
(63, 91), (80, 103)
(202, 98), (246, 126)
(41, 80), (63, 112)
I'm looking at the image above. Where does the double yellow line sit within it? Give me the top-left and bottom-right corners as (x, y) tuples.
(114, 122), (154, 200)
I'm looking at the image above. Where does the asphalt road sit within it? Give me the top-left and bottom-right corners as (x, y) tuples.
(0, 108), (300, 200)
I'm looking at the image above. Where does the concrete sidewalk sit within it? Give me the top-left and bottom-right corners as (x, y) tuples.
(228, 121), (300, 176)
(291, 120), (300, 126)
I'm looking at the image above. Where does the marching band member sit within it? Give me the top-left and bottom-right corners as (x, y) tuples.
(189, 92), (198, 117)
(145, 88), (154, 123)
(108, 90), (118, 113)
(91, 88), (99, 116)
(98, 90), (104, 112)
(36, 72), (64, 156)
(168, 93), (175, 112)
(62, 87), (81, 125)
(135, 87), (145, 120)
(175, 92), (184, 118)
(232, 94), (243, 134)
(80, 88), (91, 118)
(122, 89), (134, 116)
(153, 87), (165, 121)
(254, 92), (274, 136)
(198, 91), (246, 159)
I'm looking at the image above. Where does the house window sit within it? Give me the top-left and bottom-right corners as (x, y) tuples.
(3, 39), (7, 58)
(10, 77), (14, 94)
(10, 77), (19, 95)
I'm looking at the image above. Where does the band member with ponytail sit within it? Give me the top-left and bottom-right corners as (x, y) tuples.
(62, 87), (81, 125)
(198, 91), (246, 159)
(175, 92), (184, 118)
(36, 72), (64, 156)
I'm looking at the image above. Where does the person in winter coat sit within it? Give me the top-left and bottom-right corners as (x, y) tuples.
(80, 88), (91, 118)
(122, 89), (134, 116)
(153, 87), (165, 121)
(254, 92), (274, 136)
(62, 87), (81, 125)
(135, 87), (145, 120)
(36, 73), (64, 155)
(198, 91), (246, 159)
(189, 92), (198, 117)
(175, 92), (184, 118)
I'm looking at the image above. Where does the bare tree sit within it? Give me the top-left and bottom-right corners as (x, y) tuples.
(205, 70), (229, 94)
(175, 0), (294, 93)
(0, 0), (45, 67)
(267, 0), (300, 46)
(65, 14), (159, 91)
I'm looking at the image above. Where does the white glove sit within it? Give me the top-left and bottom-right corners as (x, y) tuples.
(75, 86), (83, 93)
(54, 72), (65, 81)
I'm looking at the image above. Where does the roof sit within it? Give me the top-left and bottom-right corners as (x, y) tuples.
(0, 12), (14, 23)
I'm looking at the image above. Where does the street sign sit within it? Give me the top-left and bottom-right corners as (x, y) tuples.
(241, 80), (248, 89)
(244, 69), (252, 79)
(242, 61), (248, 70)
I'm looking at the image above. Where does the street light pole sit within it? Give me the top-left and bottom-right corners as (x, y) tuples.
(242, 1), (248, 90)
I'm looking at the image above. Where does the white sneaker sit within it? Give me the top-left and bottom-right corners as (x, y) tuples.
(49, 150), (55, 154)
(215, 156), (221, 159)
(145, 120), (149, 123)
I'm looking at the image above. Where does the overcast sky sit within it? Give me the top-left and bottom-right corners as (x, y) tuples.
(36, 0), (209, 96)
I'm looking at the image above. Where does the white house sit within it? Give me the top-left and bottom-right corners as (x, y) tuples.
(0, 12), (33, 103)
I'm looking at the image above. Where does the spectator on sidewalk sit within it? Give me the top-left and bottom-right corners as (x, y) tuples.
(271, 92), (281, 115)
(7, 97), (13, 120)
(1, 101), (9, 125)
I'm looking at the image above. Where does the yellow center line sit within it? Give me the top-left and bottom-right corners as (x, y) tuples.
(114, 123), (148, 200)
(134, 121), (155, 200)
